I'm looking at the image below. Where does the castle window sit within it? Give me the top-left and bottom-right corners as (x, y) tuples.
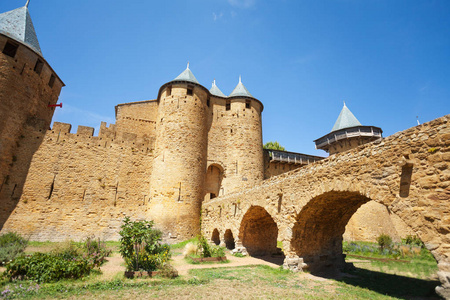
(166, 86), (172, 96)
(207, 97), (210, 107)
(187, 86), (193, 96)
(48, 74), (56, 88)
(2, 41), (18, 58)
(34, 59), (44, 75)
(226, 100), (231, 111)
(246, 100), (251, 109)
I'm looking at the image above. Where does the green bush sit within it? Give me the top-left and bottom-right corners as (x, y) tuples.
(83, 236), (112, 267)
(0, 232), (28, 265)
(403, 235), (424, 248)
(119, 216), (170, 272)
(196, 235), (225, 258)
(3, 252), (92, 283)
(377, 234), (393, 251)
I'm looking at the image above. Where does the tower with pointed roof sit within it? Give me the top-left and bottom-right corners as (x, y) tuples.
(314, 103), (382, 155)
(0, 2), (64, 225)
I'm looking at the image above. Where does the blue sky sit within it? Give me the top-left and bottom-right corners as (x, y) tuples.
(2, 0), (449, 156)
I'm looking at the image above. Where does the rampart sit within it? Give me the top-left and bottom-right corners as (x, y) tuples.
(1, 121), (155, 241)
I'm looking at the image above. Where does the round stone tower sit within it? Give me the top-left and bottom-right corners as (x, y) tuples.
(223, 76), (264, 192)
(314, 102), (382, 155)
(0, 3), (64, 227)
(149, 64), (209, 239)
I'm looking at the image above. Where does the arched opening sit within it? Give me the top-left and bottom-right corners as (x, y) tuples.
(291, 191), (370, 274)
(239, 206), (278, 256)
(224, 229), (235, 250)
(204, 164), (224, 201)
(211, 228), (220, 245)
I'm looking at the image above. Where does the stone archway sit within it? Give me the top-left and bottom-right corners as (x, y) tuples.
(211, 228), (220, 245)
(204, 164), (224, 201)
(224, 229), (235, 250)
(291, 191), (370, 273)
(239, 206), (278, 256)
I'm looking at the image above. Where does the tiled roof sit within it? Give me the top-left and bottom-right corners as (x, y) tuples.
(0, 5), (42, 55)
(229, 76), (254, 98)
(331, 103), (362, 132)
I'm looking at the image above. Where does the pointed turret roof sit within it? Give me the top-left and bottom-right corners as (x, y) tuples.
(0, 3), (42, 55)
(209, 79), (226, 97)
(173, 62), (200, 84)
(229, 76), (254, 98)
(331, 102), (362, 132)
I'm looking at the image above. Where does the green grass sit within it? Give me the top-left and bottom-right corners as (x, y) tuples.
(169, 238), (197, 250)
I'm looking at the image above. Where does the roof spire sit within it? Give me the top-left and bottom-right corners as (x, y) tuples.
(187, 61), (190, 69)
(213, 79), (216, 87)
(239, 75), (242, 83)
(25, 0), (30, 8)
(343, 100), (346, 106)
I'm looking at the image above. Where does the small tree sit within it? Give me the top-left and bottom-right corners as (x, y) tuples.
(263, 141), (286, 151)
(377, 234), (393, 251)
(119, 217), (170, 272)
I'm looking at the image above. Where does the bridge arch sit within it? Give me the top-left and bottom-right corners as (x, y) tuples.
(290, 191), (370, 273)
(224, 229), (235, 250)
(239, 205), (278, 256)
(211, 228), (220, 245)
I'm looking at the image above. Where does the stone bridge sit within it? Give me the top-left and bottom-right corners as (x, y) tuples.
(201, 115), (450, 298)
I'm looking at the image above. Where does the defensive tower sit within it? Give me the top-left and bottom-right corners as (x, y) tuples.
(314, 103), (382, 154)
(149, 64), (209, 239)
(0, 2), (64, 227)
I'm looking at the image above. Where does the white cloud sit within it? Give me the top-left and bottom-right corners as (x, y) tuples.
(227, 0), (256, 9)
(213, 12), (224, 21)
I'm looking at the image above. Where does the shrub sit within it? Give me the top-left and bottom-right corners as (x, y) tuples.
(119, 216), (170, 272)
(196, 235), (225, 258)
(403, 235), (424, 248)
(377, 234), (393, 251)
(183, 242), (198, 257)
(0, 232), (28, 265)
(4, 252), (91, 283)
(83, 236), (112, 267)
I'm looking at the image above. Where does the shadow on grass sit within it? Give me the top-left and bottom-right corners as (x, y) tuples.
(336, 267), (441, 299)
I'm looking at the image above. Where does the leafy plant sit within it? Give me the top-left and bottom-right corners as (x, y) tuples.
(83, 236), (112, 267)
(118, 216), (170, 272)
(3, 252), (92, 283)
(377, 234), (393, 251)
(0, 232), (28, 265)
(196, 235), (225, 258)
(403, 235), (424, 248)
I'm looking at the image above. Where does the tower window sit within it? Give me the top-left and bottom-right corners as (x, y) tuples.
(48, 74), (56, 88)
(246, 100), (251, 109)
(207, 97), (210, 107)
(166, 86), (172, 96)
(226, 100), (231, 111)
(187, 86), (193, 96)
(34, 59), (44, 75)
(2, 41), (18, 58)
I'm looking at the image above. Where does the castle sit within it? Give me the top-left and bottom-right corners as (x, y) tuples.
(0, 3), (410, 242)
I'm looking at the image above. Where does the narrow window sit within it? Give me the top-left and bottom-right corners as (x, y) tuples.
(187, 86), (193, 96)
(207, 97), (210, 107)
(2, 41), (18, 58)
(245, 100), (251, 109)
(48, 74), (56, 88)
(34, 59), (44, 75)
(166, 85), (172, 96)
(226, 100), (231, 111)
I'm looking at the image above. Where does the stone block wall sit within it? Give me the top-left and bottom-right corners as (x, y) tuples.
(1, 122), (154, 241)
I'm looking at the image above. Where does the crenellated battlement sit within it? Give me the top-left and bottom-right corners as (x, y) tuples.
(48, 122), (155, 153)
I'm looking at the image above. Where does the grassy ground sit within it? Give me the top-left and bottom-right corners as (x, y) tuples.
(0, 240), (442, 299)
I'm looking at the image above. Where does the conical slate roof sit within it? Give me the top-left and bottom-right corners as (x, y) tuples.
(209, 79), (226, 97)
(173, 63), (199, 84)
(331, 103), (362, 132)
(0, 5), (42, 55)
(229, 76), (254, 98)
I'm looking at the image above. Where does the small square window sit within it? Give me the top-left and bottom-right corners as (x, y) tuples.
(2, 41), (18, 58)
(226, 100), (231, 111)
(246, 100), (251, 109)
(187, 86), (193, 96)
(48, 74), (56, 88)
(34, 59), (44, 75)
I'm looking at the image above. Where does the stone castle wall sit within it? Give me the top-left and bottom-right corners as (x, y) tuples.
(0, 33), (64, 229)
(1, 122), (154, 241)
